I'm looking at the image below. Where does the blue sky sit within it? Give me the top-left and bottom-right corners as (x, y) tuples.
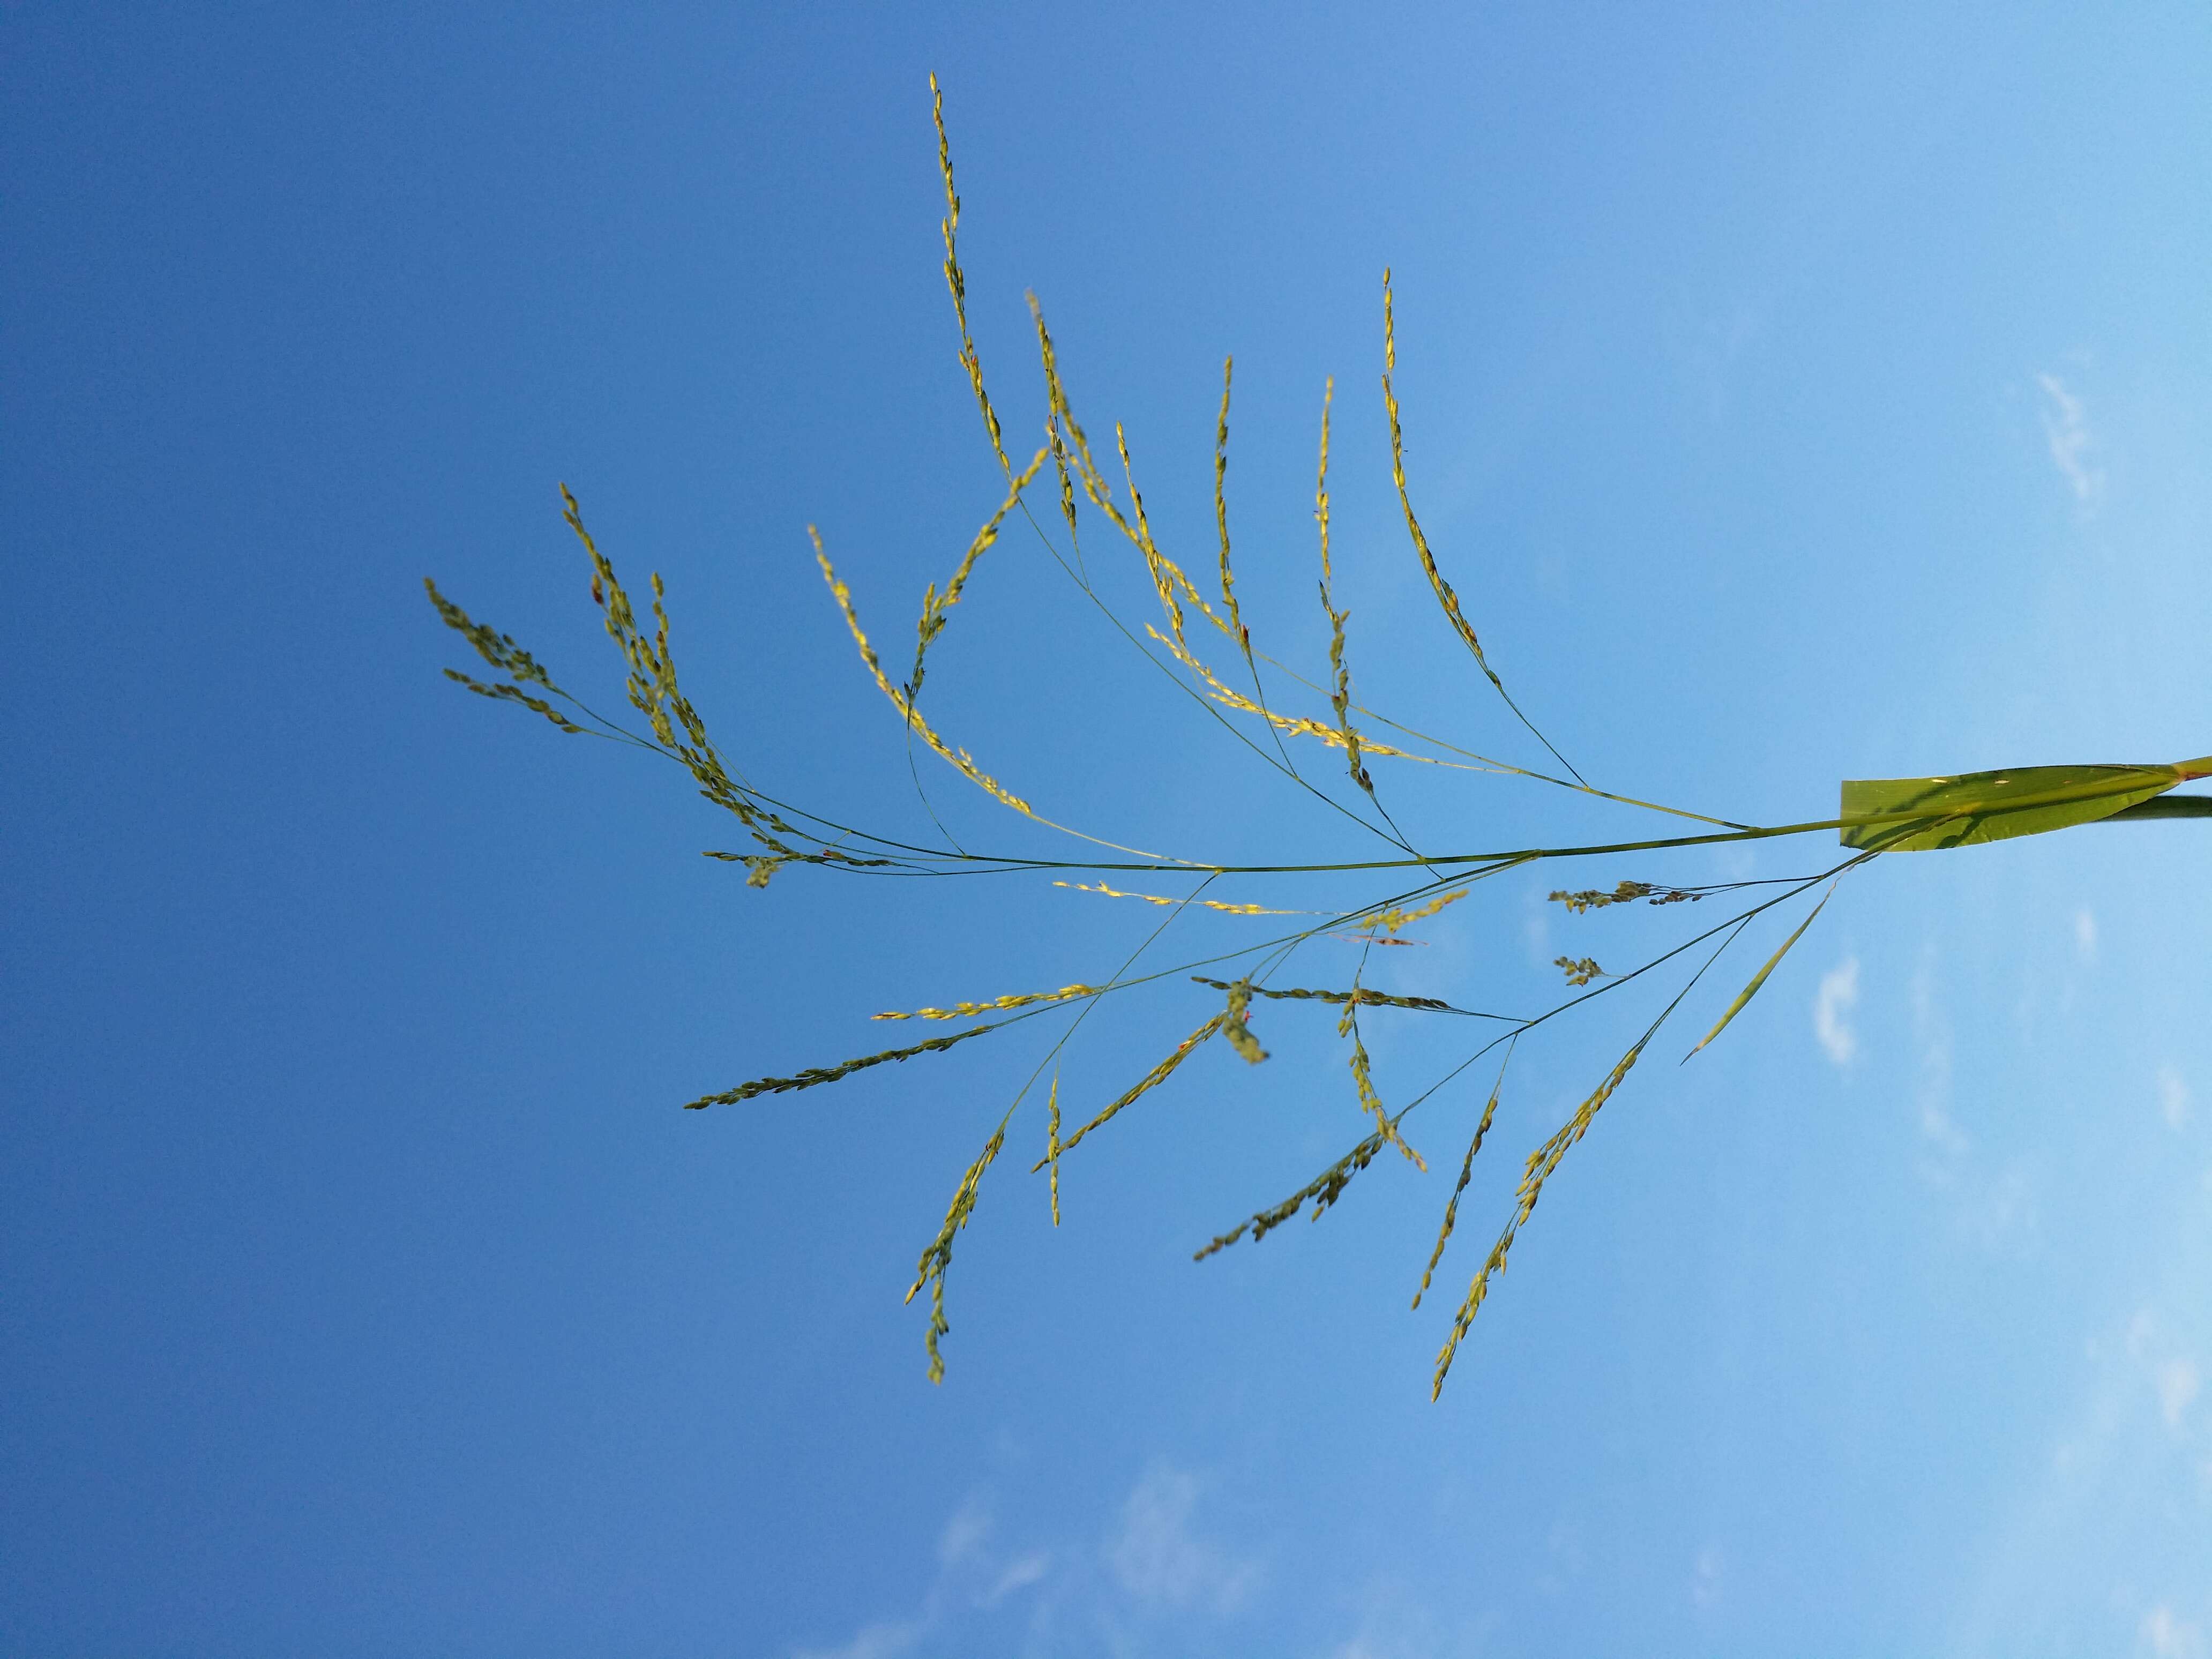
(5, 4), (2210, 1655)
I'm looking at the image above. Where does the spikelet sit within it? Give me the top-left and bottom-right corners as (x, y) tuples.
(1193, 1129), (1387, 1260)
(683, 1021), (1002, 1109)
(1555, 955), (1605, 987)
(1052, 880), (1324, 917)
(1411, 1060), (1505, 1310)
(1430, 1037), (1646, 1398)
(1042, 1015), (1225, 1163)
(872, 982), (1108, 1021)
(1221, 978), (1269, 1064)
(930, 74), (1008, 475)
(906, 1119), (1005, 1384)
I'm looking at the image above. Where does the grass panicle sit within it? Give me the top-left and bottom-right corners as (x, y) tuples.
(426, 74), (2211, 1399)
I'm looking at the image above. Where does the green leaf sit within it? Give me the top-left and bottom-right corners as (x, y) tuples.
(1839, 762), (2194, 852)
(1684, 886), (1836, 1062)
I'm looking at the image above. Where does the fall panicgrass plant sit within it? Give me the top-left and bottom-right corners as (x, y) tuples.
(428, 78), (2212, 1395)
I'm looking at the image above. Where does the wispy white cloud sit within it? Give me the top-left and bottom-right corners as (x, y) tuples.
(1682, 301), (1767, 422)
(1691, 1546), (1724, 1610)
(982, 1551), (1048, 1608)
(1912, 955), (1967, 1163)
(2037, 372), (2104, 505)
(792, 1488), (1052, 1658)
(2142, 1603), (2207, 1659)
(793, 1619), (923, 1659)
(1107, 1462), (1261, 1615)
(2075, 908), (2098, 962)
(2126, 1309), (2204, 1434)
(1323, 1574), (1487, 1659)
(1814, 956), (1859, 1066)
(2154, 1359), (2202, 1431)
(1521, 890), (1553, 970)
(2158, 1065), (2192, 1132)
(938, 1494), (991, 1567)
(1903, 951), (2042, 1249)
(793, 1460), (1276, 1656)
(1964, 1160), (2039, 1252)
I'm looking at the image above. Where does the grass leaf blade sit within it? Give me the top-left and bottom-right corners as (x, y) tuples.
(1683, 886), (1836, 1063)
